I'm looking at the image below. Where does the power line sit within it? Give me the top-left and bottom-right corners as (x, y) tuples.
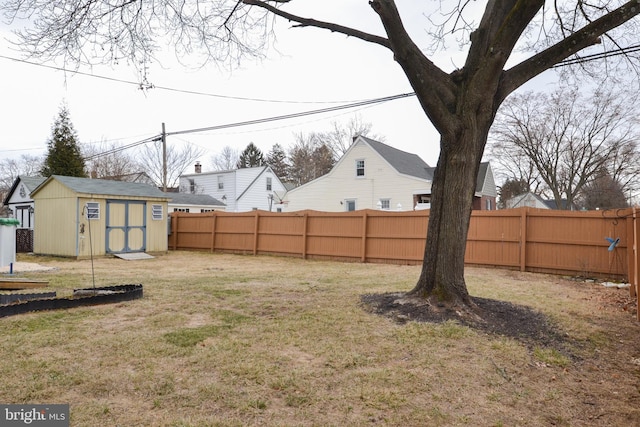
(166, 92), (416, 137)
(553, 43), (640, 68)
(0, 54), (372, 105)
(82, 92), (416, 160)
(83, 135), (161, 160)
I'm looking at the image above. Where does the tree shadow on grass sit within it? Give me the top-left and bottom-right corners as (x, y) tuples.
(361, 292), (570, 353)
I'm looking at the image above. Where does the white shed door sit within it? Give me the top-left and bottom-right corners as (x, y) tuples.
(106, 200), (146, 253)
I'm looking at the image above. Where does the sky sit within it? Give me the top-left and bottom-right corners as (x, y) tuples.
(0, 1), (553, 175)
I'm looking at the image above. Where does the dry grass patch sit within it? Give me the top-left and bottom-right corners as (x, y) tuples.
(0, 251), (639, 426)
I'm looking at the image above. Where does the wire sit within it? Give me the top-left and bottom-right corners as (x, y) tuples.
(0, 54), (373, 105)
(553, 43), (640, 68)
(83, 134), (161, 160)
(166, 92), (416, 137)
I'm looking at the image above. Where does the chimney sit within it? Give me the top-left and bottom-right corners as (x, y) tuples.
(195, 162), (202, 173)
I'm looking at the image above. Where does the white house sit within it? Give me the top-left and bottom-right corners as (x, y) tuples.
(506, 192), (575, 210)
(283, 136), (433, 212)
(2, 175), (46, 229)
(179, 164), (287, 212)
(283, 136), (496, 212)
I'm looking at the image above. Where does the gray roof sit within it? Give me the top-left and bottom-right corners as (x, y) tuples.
(361, 136), (433, 180)
(33, 175), (169, 199)
(168, 193), (225, 206)
(20, 176), (47, 191)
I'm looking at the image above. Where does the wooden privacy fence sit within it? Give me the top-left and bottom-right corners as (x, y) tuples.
(170, 207), (640, 281)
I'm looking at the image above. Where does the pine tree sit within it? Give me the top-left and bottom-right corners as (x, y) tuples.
(266, 143), (289, 181)
(237, 142), (265, 169)
(41, 104), (87, 177)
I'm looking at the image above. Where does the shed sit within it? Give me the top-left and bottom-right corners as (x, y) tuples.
(30, 175), (170, 258)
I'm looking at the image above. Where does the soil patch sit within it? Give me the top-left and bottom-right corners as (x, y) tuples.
(361, 292), (568, 351)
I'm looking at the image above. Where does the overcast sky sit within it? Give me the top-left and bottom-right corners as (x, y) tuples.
(0, 2), (553, 174)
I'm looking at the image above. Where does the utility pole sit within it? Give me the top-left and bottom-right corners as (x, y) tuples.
(161, 122), (167, 192)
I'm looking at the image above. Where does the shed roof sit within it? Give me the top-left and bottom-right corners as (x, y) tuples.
(168, 193), (225, 206)
(32, 175), (169, 199)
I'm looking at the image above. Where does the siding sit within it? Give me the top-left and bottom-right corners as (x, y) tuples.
(33, 180), (79, 256)
(285, 140), (432, 212)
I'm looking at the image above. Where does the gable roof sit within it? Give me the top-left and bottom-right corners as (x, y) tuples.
(168, 193), (225, 206)
(32, 175), (169, 199)
(359, 136), (433, 180)
(3, 175), (46, 205)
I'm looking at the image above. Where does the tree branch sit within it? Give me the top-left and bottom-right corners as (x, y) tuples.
(241, 0), (392, 49)
(500, 0), (640, 100)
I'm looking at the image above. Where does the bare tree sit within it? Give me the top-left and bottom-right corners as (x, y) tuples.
(314, 115), (385, 160)
(4, 0), (640, 311)
(580, 168), (629, 210)
(210, 145), (240, 171)
(0, 154), (43, 194)
(83, 140), (138, 179)
(489, 88), (639, 210)
(136, 140), (205, 189)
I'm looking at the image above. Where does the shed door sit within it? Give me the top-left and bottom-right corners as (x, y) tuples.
(106, 200), (146, 253)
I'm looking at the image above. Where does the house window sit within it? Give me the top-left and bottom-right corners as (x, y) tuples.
(152, 204), (163, 220)
(189, 179), (196, 193)
(485, 199), (492, 210)
(379, 199), (390, 210)
(217, 176), (224, 190)
(266, 177), (272, 191)
(356, 160), (365, 177)
(345, 199), (356, 211)
(85, 202), (99, 220)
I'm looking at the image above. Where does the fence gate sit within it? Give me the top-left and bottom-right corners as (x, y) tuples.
(16, 229), (33, 253)
(105, 200), (146, 254)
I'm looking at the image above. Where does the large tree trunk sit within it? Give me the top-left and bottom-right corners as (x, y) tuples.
(408, 130), (485, 308)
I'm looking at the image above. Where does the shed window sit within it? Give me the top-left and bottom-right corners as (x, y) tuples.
(152, 204), (163, 220)
(85, 202), (99, 220)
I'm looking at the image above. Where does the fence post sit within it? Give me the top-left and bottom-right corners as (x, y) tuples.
(361, 211), (368, 262)
(210, 213), (217, 253)
(253, 210), (259, 255)
(171, 214), (178, 250)
(302, 212), (308, 259)
(520, 208), (527, 272)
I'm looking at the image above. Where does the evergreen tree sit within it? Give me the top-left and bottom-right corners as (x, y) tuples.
(498, 178), (530, 209)
(266, 143), (289, 181)
(41, 104), (87, 177)
(237, 142), (265, 168)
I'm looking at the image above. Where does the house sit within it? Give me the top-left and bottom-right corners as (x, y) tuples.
(506, 192), (576, 210)
(473, 162), (498, 210)
(167, 193), (226, 213)
(30, 175), (170, 258)
(179, 164), (287, 212)
(283, 136), (496, 212)
(3, 175), (46, 229)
